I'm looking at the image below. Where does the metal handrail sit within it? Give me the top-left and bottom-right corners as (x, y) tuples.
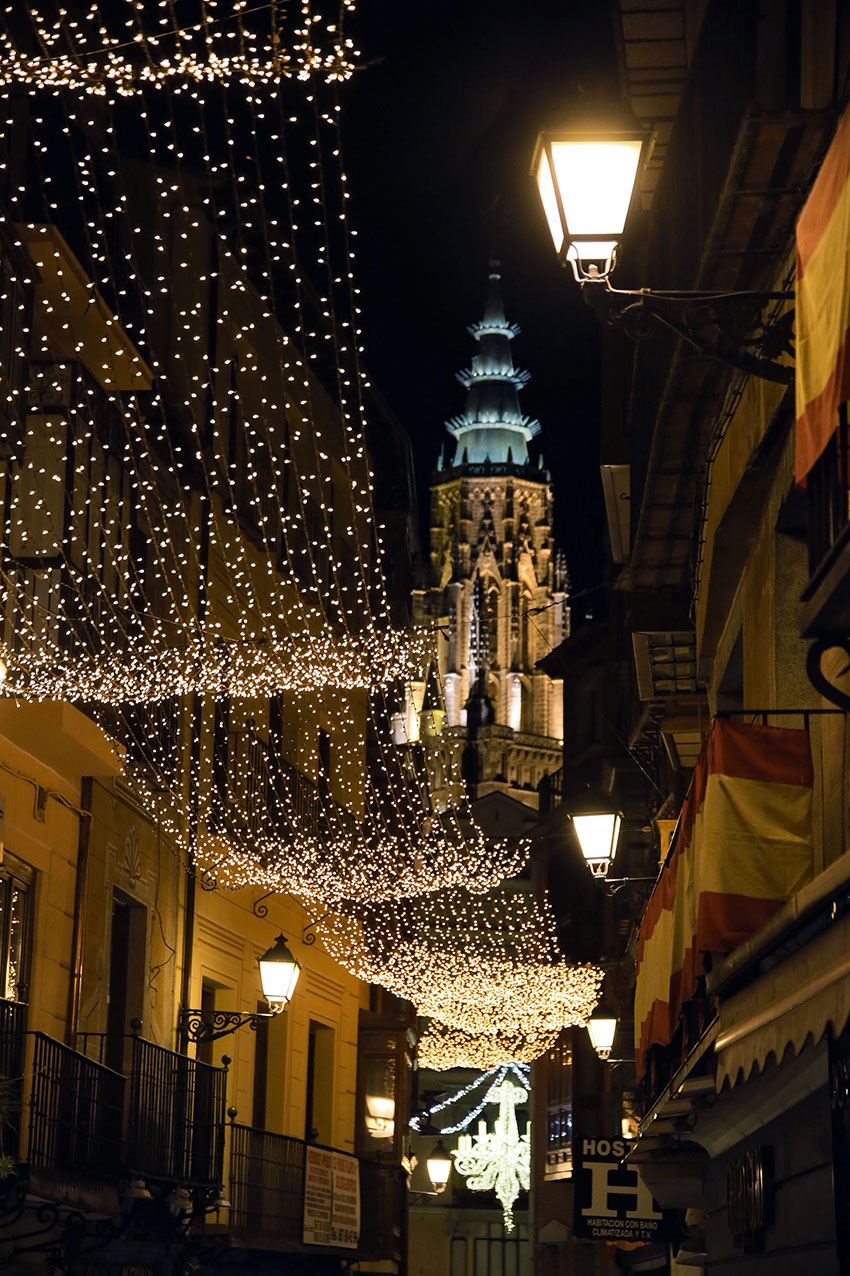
(27, 1031), (124, 1178)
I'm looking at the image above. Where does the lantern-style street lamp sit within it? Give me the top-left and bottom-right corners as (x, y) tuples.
(178, 934), (301, 1043)
(587, 1004), (618, 1060)
(568, 799), (623, 879)
(532, 126), (647, 279)
(531, 111), (794, 386)
(426, 1138), (453, 1194)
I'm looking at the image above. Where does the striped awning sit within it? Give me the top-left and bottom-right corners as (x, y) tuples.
(715, 910), (850, 1090)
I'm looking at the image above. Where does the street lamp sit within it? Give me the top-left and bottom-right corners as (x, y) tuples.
(532, 126), (647, 279)
(531, 117), (794, 385)
(426, 1138), (453, 1194)
(587, 1003), (618, 1060)
(568, 801), (622, 879)
(178, 934), (301, 1044)
(257, 933), (302, 1006)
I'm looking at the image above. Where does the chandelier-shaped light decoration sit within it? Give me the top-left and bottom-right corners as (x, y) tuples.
(452, 1079), (531, 1234)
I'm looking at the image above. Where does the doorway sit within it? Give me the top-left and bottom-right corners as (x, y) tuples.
(106, 887), (146, 1072)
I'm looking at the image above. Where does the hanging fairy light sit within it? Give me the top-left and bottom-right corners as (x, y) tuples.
(417, 1021), (562, 1071)
(0, 0), (558, 1029)
(318, 889), (604, 1039)
(0, 1), (359, 96)
(410, 1063), (530, 1132)
(0, 623), (433, 703)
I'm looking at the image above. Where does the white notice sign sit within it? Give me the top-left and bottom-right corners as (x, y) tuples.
(303, 1145), (361, 1249)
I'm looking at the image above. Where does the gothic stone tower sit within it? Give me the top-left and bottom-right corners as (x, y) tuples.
(417, 264), (567, 810)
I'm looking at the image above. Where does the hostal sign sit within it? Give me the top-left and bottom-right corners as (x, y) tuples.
(574, 1136), (678, 1243)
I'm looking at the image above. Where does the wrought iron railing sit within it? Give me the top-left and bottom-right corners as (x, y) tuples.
(27, 1032), (124, 1178)
(127, 1036), (227, 1186)
(807, 404), (850, 580)
(220, 729), (355, 841)
(228, 1122), (403, 1260)
(0, 997), (27, 1162)
(229, 1123), (305, 1240)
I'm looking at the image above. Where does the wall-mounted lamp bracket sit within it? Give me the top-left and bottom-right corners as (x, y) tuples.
(581, 275), (794, 386)
(178, 1005), (282, 1044)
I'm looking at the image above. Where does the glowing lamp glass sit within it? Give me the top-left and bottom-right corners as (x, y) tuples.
(587, 1013), (617, 1060)
(571, 811), (622, 876)
(534, 131), (644, 266)
(258, 935), (301, 1009)
(366, 1095), (396, 1121)
(426, 1139), (453, 1193)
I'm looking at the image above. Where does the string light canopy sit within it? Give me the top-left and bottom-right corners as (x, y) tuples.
(319, 889), (604, 1040)
(0, 7), (465, 857)
(0, 0), (554, 1020)
(0, 624), (433, 703)
(416, 1021), (562, 1071)
(0, 1), (359, 96)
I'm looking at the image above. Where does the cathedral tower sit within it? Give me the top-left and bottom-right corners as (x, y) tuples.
(416, 264), (567, 810)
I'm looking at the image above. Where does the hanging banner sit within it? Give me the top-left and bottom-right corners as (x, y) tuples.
(635, 719), (813, 1077)
(796, 104), (850, 481)
(303, 1145), (361, 1249)
(573, 1136), (679, 1243)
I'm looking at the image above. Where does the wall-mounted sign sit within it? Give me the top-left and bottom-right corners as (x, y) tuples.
(303, 1145), (361, 1249)
(573, 1136), (678, 1243)
(726, 1145), (773, 1252)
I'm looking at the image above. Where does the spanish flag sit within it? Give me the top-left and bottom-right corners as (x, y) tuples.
(635, 719), (813, 1077)
(796, 105), (850, 482)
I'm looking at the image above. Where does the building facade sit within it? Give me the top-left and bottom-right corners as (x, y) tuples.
(528, 4), (850, 1275)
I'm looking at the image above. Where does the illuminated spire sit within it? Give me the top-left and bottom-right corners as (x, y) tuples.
(446, 262), (541, 466)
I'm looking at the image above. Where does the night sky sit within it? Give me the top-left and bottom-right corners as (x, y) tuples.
(339, 0), (620, 594)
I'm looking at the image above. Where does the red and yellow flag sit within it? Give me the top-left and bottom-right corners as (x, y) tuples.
(635, 719), (813, 1077)
(796, 105), (850, 482)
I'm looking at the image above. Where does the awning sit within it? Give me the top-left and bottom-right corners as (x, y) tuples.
(715, 910), (850, 1090)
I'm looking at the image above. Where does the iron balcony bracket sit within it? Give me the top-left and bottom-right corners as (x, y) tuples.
(582, 277), (794, 386)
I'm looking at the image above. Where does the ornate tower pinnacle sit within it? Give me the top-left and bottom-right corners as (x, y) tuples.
(446, 262), (541, 467)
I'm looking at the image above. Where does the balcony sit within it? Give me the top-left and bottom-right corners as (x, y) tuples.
(228, 1122), (403, 1263)
(27, 1032), (124, 1208)
(74, 1030), (228, 1197)
(126, 1036), (227, 1189)
(214, 727), (356, 844)
(0, 997), (27, 1164)
(800, 408), (850, 637)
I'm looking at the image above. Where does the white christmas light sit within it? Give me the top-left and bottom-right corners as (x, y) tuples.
(452, 1079), (530, 1233)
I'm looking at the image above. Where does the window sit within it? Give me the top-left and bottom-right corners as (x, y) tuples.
(451, 1237), (467, 1276)
(545, 1034), (573, 1180)
(474, 1224), (530, 1276)
(1, 853), (34, 1002)
(305, 1019), (334, 1144)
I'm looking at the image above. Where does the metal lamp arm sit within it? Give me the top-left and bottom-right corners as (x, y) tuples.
(178, 1005), (283, 1044)
(581, 277), (794, 386)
